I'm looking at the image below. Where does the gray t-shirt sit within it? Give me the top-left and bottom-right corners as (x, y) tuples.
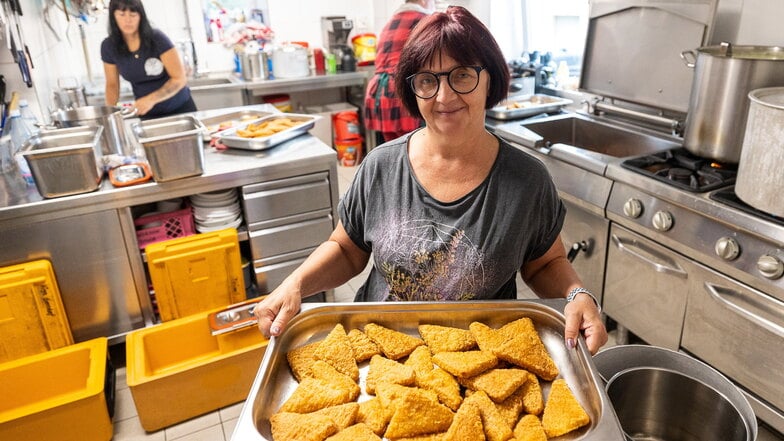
(338, 132), (565, 302)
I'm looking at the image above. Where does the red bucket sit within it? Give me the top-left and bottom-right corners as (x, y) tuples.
(333, 110), (362, 142)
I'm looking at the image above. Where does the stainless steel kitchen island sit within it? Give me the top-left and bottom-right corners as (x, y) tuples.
(0, 105), (340, 343)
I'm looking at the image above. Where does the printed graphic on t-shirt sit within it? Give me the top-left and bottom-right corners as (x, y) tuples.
(376, 217), (491, 301)
(144, 58), (164, 76)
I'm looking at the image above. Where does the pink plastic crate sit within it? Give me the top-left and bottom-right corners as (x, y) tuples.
(134, 205), (196, 249)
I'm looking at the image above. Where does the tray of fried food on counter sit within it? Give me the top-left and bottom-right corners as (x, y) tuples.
(231, 300), (625, 440)
(199, 109), (275, 138)
(487, 94), (573, 120)
(216, 113), (321, 151)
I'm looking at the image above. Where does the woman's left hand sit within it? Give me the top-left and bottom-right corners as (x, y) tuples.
(133, 95), (156, 116)
(564, 294), (607, 355)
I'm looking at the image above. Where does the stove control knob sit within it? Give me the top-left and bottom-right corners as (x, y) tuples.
(757, 255), (784, 279)
(715, 237), (740, 261)
(652, 210), (673, 231)
(623, 198), (643, 218)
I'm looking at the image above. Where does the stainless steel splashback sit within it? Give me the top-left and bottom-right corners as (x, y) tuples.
(580, 0), (718, 114)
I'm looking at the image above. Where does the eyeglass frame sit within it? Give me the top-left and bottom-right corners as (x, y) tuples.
(406, 65), (486, 99)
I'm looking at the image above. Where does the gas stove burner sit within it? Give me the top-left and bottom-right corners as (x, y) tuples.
(622, 148), (737, 192)
(711, 187), (784, 227)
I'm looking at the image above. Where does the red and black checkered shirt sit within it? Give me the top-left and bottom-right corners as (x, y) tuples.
(363, 10), (427, 138)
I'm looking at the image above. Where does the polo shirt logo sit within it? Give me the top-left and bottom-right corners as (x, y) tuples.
(144, 58), (164, 76)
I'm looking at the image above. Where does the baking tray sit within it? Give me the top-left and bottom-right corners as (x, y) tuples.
(199, 109), (275, 137)
(231, 300), (625, 440)
(217, 113), (320, 151)
(487, 94), (573, 120)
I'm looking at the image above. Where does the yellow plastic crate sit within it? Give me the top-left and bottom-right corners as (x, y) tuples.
(146, 228), (246, 321)
(0, 259), (73, 363)
(0, 337), (112, 441)
(126, 306), (268, 432)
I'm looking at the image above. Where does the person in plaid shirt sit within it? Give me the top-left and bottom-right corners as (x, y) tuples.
(364, 0), (436, 143)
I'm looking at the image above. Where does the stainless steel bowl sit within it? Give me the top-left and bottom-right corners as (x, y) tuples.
(594, 345), (757, 441)
(607, 366), (749, 441)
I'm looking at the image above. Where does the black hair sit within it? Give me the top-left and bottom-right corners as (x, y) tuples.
(107, 0), (157, 56)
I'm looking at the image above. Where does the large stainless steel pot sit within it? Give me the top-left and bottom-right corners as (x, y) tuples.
(51, 105), (137, 157)
(681, 43), (784, 163)
(736, 87), (784, 217)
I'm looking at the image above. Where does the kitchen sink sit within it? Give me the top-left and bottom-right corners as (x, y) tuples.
(188, 76), (238, 89)
(518, 113), (680, 158)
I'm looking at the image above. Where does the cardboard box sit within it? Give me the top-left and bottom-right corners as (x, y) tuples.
(126, 308), (268, 431)
(0, 338), (112, 441)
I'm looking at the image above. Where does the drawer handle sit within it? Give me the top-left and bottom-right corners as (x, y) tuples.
(705, 282), (784, 338)
(611, 233), (686, 278)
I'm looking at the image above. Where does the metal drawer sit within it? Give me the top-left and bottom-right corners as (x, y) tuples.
(682, 261), (784, 414)
(248, 211), (333, 260)
(603, 224), (692, 349)
(253, 248), (315, 294)
(242, 172), (331, 224)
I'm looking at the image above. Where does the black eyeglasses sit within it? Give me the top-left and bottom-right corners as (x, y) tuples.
(406, 66), (486, 99)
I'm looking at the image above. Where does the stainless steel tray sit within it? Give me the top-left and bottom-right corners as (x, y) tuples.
(231, 300), (625, 440)
(217, 113), (320, 151)
(198, 109), (275, 137)
(487, 94), (573, 120)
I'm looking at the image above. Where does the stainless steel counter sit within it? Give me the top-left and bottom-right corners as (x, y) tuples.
(0, 104), (340, 342)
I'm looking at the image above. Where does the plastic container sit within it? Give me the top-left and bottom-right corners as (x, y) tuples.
(134, 203), (195, 249)
(145, 228), (246, 321)
(335, 138), (362, 166)
(351, 33), (377, 65)
(0, 259), (73, 363)
(0, 337), (113, 441)
(125, 308), (268, 431)
(5, 110), (34, 185)
(333, 109), (362, 141)
(262, 94), (292, 112)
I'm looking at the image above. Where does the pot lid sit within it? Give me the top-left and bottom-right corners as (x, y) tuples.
(580, 0), (718, 114)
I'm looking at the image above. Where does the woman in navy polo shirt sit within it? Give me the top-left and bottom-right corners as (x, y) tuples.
(101, 0), (196, 118)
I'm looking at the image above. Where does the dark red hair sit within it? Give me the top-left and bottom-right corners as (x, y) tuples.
(395, 6), (510, 119)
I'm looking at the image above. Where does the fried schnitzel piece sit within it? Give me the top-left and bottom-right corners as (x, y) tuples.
(347, 328), (381, 362)
(375, 383), (439, 410)
(469, 319), (558, 381)
(312, 402), (360, 431)
(270, 411), (338, 441)
(286, 341), (319, 381)
(493, 387), (525, 429)
(325, 423), (382, 441)
(458, 368), (529, 403)
(442, 399), (485, 441)
(418, 324), (477, 353)
(365, 323), (425, 360)
(366, 354), (416, 394)
(357, 397), (392, 437)
(394, 433), (446, 441)
(464, 390), (514, 441)
(314, 323), (360, 382)
(280, 361), (360, 413)
(432, 350), (498, 379)
(278, 377), (356, 414)
(383, 387), (455, 439)
(416, 367), (463, 411)
(541, 379), (590, 438)
(521, 372), (543, 415)
(513, 414), (547, 441)
(405, 345), (435, 377)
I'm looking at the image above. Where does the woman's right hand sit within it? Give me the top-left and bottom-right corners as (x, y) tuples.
(253, 285), (302, 338)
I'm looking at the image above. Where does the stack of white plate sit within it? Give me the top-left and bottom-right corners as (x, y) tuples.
(190, 189), (243, 233)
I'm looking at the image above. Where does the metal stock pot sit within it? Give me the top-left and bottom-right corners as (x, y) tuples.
(681, 43), (784, 163)
(51, 105), (137, 157)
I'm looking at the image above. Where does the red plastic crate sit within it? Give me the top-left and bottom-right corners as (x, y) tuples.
(134, 205), (196, 249)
